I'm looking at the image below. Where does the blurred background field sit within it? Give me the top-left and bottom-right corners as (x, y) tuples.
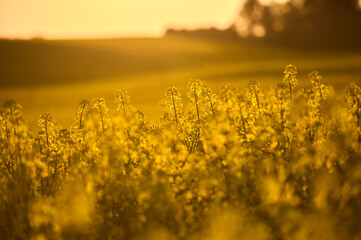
(2, 1), (361, 239)
(1, 36), (361, 131)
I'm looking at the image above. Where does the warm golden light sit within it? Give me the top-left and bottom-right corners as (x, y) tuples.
(1, 0), (361, 239)
(0, 0), (242, 39)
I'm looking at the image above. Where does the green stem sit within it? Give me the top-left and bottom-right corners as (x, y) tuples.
(254, 91), (260, 111)
(79, 103), (85, 129)
(238, 102), (247, 140)
(45, 120), (49, 148)
(289, 83), (293, 101)
(171, 91), (179, 124)
(280, 97), (285, 132)
(194, 88), (200, 120)
(357, 100), (360, 130)
(207, 92), (215, 116)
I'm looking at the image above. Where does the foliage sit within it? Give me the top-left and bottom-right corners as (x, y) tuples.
(1, 66), (361, 240)
(236, 0), (361, 47)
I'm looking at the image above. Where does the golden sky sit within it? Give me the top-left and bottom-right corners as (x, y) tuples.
(0, 0), (243, 39)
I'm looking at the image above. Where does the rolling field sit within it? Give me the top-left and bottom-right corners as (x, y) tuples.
(1, 36), (361, 131)
(2, 36), (361, 239)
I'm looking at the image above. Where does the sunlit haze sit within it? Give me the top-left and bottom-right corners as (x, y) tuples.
(0, 0), (244, 39)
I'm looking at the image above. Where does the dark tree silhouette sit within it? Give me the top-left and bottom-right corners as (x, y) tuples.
(235, 0), (361, 47)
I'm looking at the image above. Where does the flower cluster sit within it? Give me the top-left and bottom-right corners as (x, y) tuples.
(0, 66), (360, 240)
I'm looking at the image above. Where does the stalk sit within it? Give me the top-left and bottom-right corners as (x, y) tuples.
(318, 82), (323, 100)
(99, 106), (105, 134)
(357, 100), (360, 130)
(254, 90), (260, 111)
(280, 97), (285, 133)
(79, 103), (85, 129)
(171, 91), (179, 124)
(289, 83), (293, 101)
(194, 88), (200, 120)
(210, 100), (215, 116)
(45, 119), (49, 148)
(207, 92), (215, 116)
(238, 102), (247, 140)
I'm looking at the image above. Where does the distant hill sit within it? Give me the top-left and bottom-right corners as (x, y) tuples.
(0, 36), (261, 88)
(165, 27), (239, 41)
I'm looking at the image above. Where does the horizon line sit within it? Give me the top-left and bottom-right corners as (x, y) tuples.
(0, 25), (235, 41)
